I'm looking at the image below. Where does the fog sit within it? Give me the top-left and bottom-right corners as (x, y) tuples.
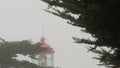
(0, 0), (104, 68)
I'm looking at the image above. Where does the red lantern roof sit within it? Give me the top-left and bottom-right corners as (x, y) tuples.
(41, 43), (51, 49)
(40, 36), (55, 53)
(44, 49), (55, 53)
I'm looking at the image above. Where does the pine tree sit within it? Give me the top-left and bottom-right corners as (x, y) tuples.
(0, 38), (41, 68)
(41, 0), (120, 67)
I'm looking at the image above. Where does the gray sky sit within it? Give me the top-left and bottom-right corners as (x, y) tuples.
(0, 0), (104, 68)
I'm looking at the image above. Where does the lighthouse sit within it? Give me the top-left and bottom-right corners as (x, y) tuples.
(39, 36), (54, 68)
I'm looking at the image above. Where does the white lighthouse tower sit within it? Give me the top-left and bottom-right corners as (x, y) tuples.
(39, 36), (54, 68)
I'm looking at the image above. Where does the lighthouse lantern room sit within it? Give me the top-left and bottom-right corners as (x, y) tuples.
(39, 36), (54, 68)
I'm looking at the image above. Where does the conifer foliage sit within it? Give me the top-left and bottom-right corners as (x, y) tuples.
(41, 0), (120, 67)
(0, 38), (41, 68)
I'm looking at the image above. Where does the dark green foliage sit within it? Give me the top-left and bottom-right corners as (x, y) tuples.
(41, 0), (120, 67)
(91, 48), (120, 68)
(41, 0), (120, 48)
(0, 38), (42, 68)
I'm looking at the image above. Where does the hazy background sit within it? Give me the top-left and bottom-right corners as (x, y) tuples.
(0, 0), (104, 68)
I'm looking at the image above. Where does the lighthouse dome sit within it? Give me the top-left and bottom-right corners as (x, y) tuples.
(40, 37), (54, 53)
